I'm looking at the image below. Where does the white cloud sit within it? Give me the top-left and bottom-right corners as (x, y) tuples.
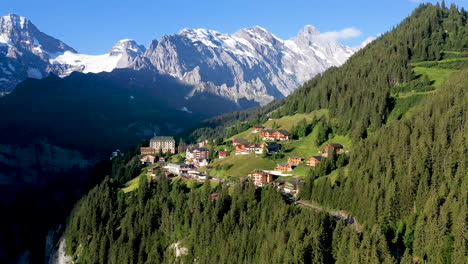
(320, 27), (362, 40)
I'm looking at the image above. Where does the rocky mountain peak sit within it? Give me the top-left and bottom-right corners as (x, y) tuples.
(298, 25), (321, 37)
(108, 39), (145, 56)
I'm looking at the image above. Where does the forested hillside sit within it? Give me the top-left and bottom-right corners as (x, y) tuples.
(301, 70), (467, 262)
(281, 3), (467, 138)
(59, 3), (467, 264)
(64, 172), (396, 264)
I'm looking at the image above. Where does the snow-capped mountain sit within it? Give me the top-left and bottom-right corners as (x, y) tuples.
(0, 14), (75, 91)
(143, 25), (362, 105)
(0, 14), (373, 105)
(49, 39), (147, 77)
(0, 14), (148, 92)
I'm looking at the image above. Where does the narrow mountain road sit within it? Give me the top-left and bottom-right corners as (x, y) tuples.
(294, 199), (362, 232)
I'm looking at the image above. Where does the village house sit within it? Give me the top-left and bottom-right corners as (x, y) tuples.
(193, 159), (209, 168)
(261, 129), (275, 140)
(231, 138), (248, 146)
(197, 139), (210, 148)
(283, 180), (302, 196)
(186, 148), (210, 161)
(248, 171), (274, 187)
(164, 162), (191, 176)
(307, 156), (323, 166)
(140, 155), (156, 165)
(318, 143), (344, 157)
(218, 151), (228, 159)
(275, 162), (293, 172)
(288, 156), (302, 165)
(261, 129), (290, 141)
(262, 142), (281, 154)
(235, 143), (262, 155)
(251, 125), (265, 133)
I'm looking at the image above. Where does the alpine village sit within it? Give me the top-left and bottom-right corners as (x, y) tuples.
(1, 2), (467, 264)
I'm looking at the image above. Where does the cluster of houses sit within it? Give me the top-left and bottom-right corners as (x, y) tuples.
(251, 125), (291, 141)
(231, 139), (282, 155)
(273, 143), (344, 172)
(138, 136), (213, 180)
(245, 143), (346, 195)
(135, 131), (346, 197)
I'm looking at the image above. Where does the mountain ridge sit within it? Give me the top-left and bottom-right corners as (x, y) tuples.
(0, 14), (373, 105)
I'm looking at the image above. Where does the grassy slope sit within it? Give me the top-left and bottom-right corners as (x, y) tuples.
(413, 66), (459, 87)
(387, 52), (467, 124)
(229, 110), (329, 142)
(206, 154), (276, 178)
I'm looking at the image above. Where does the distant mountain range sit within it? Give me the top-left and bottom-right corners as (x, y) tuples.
(0, 14), (373, 104)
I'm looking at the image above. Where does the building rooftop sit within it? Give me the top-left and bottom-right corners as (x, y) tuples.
(151, 136), (175, 142)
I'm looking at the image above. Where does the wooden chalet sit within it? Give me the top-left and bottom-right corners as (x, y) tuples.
(318, 143), (344, 157)
(275, 162), (293, 172)
(261, 129), (290, 141)
(251, 124), (265, 133)
(288, 156), (302, 165)
(307, 156), (323, 166)
(248, 171), (274, 187)
(231, 138), (248, 146)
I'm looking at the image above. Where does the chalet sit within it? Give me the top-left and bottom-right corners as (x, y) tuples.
(186, 148), (210, 161)
(273, 130), (290, 141)
(261, 130), (276, 140)
(140, 155), (156, 165)
(284, 180), (302, 195)
(262, 142), (281, 154)
(318, 143), (344, 157)
(235, 143), (262, 155)
(307, 156), (323, 166)
(248, 171), (274, 187)
(262, 129), (290, 141)
(251, 125), (265, 133)
(218, 151), (228, 159)
(235, 143), (248, 155)
(231, 138), (248, 146)
(288, 156), (302, 165)
(275, 162), (293, 172)
(247, 143), (262, 154)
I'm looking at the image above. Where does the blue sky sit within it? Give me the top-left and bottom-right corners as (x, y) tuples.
(1, 0), (467, 54)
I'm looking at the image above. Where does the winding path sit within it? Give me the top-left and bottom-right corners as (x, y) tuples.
(293, 199), (362, 232)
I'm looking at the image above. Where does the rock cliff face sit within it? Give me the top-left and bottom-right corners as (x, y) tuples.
(143, 25), (358, 105)
(1, 14), (372, 105)
(0, 141), (90, 185)
(0, 14), (75, 92)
